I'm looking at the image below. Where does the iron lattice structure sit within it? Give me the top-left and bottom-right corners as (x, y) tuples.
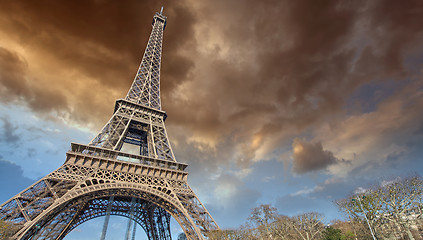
(0, 9), (219, 240)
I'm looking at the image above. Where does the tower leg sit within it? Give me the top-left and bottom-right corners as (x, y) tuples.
(156, 208), (172, 240)
(125, 197), (136, 240)
(100, 196), (114, 240)
(131, 221), (137, 240)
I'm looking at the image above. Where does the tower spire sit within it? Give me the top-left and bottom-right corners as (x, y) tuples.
(125, 10), (167, 110)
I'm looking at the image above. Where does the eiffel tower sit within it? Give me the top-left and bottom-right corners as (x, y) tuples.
(0, 8), (219, 240)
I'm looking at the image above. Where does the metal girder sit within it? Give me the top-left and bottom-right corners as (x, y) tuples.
(0, 149), (219, 239)
(0, 8), (219, 240)
(100, 196), (114, 240)
(89, 99), (175, 162)
(126, 12), (166, 110)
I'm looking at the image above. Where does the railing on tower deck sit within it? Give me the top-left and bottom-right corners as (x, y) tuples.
(68, 143), (187, 172)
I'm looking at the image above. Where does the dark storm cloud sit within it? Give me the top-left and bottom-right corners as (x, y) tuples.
(0, 47), (68, 113)
(0, 0), (195, 88)
(357, 0), (423, 76)
(0, 47), (30, 102)
(188, 0), (420, 131)
(171, 0), (358, 122)
(164, 0), (423, 170)
(1, 0), (423, 173)
(0, 0), (196, 124)
(162, 0), (361, 168)
(257, 0), (357, 115)
(292, 138), (338, 174)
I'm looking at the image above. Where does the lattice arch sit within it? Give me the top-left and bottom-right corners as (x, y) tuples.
(19, 185), (203, 240)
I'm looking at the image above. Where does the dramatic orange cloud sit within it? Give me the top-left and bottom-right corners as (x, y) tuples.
(0, 0), (422, 174)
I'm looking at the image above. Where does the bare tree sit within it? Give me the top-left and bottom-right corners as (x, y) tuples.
(290, 212), (324, 240)
(248, 204), (278, 239)
(330, 219), (371, 240)
(238, 223), (260, 240)
(208, 230), (227, 240)
(336, 175), (423, 240)
(337, 189), (387, 239)
(209, 226), (259, 240)
(374, 176), (423, 240)
(270, 215), (296, 240)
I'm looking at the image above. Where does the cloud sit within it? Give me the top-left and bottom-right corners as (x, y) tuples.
(292, 138), (338, 174)
(0, 47), (69, 114)
(187, 167), (261, 228)
(164, 0), (423, 172)
(314, 79), (423, 177)
(291, 185), (324, 197)
(0, 159), (34, 203)
(276, 194), (331, 217)
(0, 0), (422, 173)
(0, 47), (29, 101)
(0, 105), (93, 179)
(0, 0), (196, 127)
(213, 174), (260, 207)
(310, 177), (371, 201)
(0, 116), (20, 144)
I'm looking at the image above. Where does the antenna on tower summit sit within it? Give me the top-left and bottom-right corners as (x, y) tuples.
(160, 6), (163, 14)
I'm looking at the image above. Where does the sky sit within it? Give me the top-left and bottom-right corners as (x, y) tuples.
(0, 0), (423, 239)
